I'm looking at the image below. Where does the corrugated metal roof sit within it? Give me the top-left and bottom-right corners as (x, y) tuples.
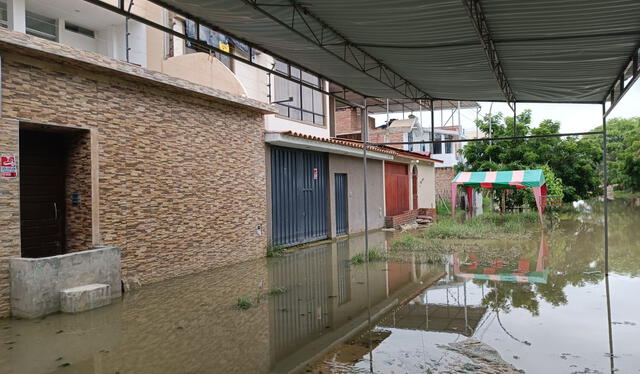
(155, 0), (640, 103)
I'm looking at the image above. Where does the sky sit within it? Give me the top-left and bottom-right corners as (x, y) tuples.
(371, 81), (640, 134)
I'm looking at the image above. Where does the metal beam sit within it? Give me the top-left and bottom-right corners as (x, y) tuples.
(462, 0), (516, 108)
(239, 0), (433, 102)
(604, 40), (640, 117)
(82, 0), (365, 109)
(373, 130), (603, 147)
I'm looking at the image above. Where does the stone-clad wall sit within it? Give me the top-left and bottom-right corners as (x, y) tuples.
(0, 119), (20, 317)
(0, 31), (270, 316)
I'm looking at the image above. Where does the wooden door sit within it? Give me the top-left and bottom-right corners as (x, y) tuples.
(20, 130), (66, 258)
(384, 162), (409, 216)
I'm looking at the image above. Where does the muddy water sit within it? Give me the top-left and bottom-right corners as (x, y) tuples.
(0, 200), (638, 373)
(312, 199), (640, 374)
(0, 231), (444, 374)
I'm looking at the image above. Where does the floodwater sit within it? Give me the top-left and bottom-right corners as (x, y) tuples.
(0, 200), (638, 373)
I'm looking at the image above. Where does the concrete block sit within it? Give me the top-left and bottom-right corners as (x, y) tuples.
(60, 284), (111, 313)
(9, 246), (121, 318)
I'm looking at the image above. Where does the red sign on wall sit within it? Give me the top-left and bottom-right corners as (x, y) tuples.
(1, 154), (17, 178)
(313, 168), (318, 180)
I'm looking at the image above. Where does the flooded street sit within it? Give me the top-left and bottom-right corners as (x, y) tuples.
(0, 200), (638, 373)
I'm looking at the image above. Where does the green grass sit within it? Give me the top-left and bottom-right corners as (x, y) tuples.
(266, 244), (286, 257)
(234, 297), (253, 310)
(350, 248), (387, 265)
(268, 287), (288, 295)
(422, 212), (539, 240)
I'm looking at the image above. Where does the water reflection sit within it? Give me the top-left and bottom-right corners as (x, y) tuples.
(0, 231), (443, 374)
(312, 200), (640, 373)
(0, 200), (638, 373)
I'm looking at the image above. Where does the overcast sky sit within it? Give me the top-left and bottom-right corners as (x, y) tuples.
(371, 81), (640, 134)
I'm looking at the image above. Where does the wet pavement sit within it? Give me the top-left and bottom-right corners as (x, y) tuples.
(0, 199), (638, 373)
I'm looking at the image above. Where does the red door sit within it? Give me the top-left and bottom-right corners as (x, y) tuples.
(384, 162), (409, 216)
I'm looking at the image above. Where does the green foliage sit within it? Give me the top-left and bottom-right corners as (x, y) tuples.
(350, 248), (387, 265)
(234, 297), (253, 310)
(583, 117), (640, 192)
(266, 244), (286, 257)
(268, 287), (288, 295)
(460, 110), (602, 203)
(422, 212), (539, 240)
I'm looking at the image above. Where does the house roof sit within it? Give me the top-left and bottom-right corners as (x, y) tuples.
(276, 131), (396, 155)
(269, 131), (442, 163)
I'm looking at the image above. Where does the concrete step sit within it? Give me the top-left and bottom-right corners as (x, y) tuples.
(60, 284), (111, 314)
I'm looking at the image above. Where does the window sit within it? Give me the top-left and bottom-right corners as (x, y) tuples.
(0, 4), (57, 41)
(26, 11), (57, 41)
(183, 19), (233, 70)
(445, 135), (453, 154)
(273, 60), (325, 125)
(407, 132), (413, 151)
(433, 135), (443, 154)
(64, 22), (95, 39)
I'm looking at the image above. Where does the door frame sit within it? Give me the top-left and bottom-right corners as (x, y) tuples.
(18, 121), (99, 257)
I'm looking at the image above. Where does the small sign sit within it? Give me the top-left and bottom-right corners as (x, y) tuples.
(313, 168), (318, 180)
(219, 41), (230, 53)
(1, 154), (16, 178)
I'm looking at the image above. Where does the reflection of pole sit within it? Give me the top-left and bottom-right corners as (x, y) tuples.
(605, 273), (615, 372)
(464, 280), (468, 335)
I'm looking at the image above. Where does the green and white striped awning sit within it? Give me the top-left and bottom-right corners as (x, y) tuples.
(452, 169), (545, 189)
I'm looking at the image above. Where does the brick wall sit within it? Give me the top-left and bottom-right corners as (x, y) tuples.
(384, 209), (418, 229)
(0, 31), (270, 316)
(435, 167), (456, 201)
(334, 107), (375, 136)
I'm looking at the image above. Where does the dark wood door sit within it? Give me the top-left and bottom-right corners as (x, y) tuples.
(20, 130), (66, 258)
(384, 162), (409, 216)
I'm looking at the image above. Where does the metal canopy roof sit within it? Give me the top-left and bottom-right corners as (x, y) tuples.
(152, 0), (640, 105)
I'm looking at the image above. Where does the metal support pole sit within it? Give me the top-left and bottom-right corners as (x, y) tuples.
(513, 101), (517, 137)
(430, 99), (435, 153)
(602, 103), (609, 275)
(362, 97), (373, 370)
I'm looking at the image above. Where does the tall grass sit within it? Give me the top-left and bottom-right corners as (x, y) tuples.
(423, 212), (539, 240)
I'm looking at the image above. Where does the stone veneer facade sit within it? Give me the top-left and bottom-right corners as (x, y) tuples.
(0, 29), (273, 317)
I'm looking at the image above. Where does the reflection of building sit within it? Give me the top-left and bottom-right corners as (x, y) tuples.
(267, 231), (444, 372)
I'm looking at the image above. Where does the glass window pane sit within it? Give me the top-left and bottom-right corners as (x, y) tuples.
(273, 76), (290, 102)
(289, 109), (302, 121)
(302, 112), (313, 123)
(314, 115), (325, 125)
(301, 71), (319, 87)
(290, 66), (301, 80)
(312, 91), (324, 116)
(276, 104), (288, 117)
(301, 86), (313, 112)
(274, 60), (288, 74)
(289, 81), (301, 107)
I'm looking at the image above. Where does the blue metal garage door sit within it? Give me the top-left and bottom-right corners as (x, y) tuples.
(271, 146), (328, 247)
(334, 173), (348, 236)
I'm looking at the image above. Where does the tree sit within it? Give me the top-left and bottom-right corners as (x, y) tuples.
(458, 110), (601, 203)
(583, 117), (640, 192)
